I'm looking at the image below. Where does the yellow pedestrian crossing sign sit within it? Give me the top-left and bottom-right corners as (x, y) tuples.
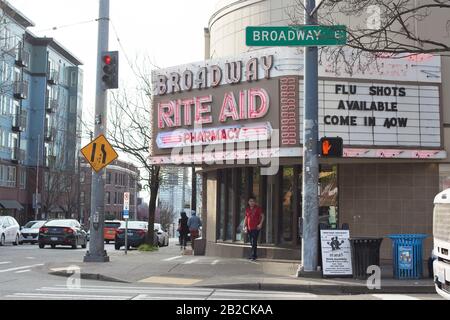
(81, 134), (118, 172)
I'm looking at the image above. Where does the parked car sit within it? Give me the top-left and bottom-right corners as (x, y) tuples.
(104, 220), (122, 244)
(154, 223), (169, 247)
(20, 220), (46, 244)
(38, 219), (87, 249)
(0, 216), (21, 246)
(115, 221), (151, 250)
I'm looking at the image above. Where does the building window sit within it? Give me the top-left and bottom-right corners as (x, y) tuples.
(80, 192), (85, 205)
(114, 173), (118, 185)
(319, 165), (338, 229)
(19, 169), (26, 189)
(6, 166), (16, 187)
(106, 172), (111, 184)
(114, 192), (118, 204)
(106, 192), (110, 204)
(80, 171), (85, 183)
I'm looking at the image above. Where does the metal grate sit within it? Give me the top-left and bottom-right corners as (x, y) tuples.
(433, 204), (450, 243)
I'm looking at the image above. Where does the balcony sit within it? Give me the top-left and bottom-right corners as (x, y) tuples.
(45, 155), (57, 168)
(45, 97), (58, 113)
(12, 109), (27, 132)
(15, 48), (30, 68)
(13, 81), (29, 100)
(47, 69), (59, 85)
(44, 126), (55, 142)
(11, 147), (25, 164)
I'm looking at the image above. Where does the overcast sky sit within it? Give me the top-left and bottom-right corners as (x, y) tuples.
(9, 0), (218, 201)
(10, 0), (217, 140)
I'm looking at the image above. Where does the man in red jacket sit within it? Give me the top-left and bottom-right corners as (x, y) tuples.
(244, 196), (265, 261)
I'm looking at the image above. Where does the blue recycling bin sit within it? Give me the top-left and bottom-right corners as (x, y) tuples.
(388, 234), (428, 279)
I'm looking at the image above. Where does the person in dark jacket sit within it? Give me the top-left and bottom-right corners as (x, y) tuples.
(178, 211), (189, 250)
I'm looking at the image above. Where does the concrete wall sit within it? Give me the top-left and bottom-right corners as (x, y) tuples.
(339, 163), (438, 260)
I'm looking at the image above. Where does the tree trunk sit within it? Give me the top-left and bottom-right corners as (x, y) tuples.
(146, 182), (159, 246)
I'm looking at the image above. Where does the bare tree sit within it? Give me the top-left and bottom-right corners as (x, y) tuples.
(108, 60), (160, 246)
(157, 203), (176, 232)
(290, 0), (450, 74)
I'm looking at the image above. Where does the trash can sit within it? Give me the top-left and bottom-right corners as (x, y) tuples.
(349, 237), (383, 279)
(193, 237), (206, 256)
(388, 234), (428, 279)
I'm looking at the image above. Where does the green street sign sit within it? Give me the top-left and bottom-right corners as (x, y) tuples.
(246, 25), (347, 47)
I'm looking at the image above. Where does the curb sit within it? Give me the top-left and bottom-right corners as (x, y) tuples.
(48, 270), (130, 284)
(199, 283), (436, 295)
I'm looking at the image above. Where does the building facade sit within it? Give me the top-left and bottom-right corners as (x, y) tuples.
(150, 0), (450, 263)
(80, 158), (140, 224)
(0, 1), (83, 225)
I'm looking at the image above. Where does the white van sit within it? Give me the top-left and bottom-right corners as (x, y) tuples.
(433, 189), (450, 300)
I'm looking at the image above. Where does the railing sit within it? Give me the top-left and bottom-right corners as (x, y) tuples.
(47, 69), (59, 85)
(11, 147), (25, 163)
(13, 81), (29, 100)
(44, 126), (56, 142)
(45, 155), (57, 168)
(45, 97), (58, 113)
(15, 48), (30, 68)
(12, 109), (27, 132)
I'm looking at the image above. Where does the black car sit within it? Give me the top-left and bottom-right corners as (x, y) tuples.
(38, 219), (87, 249)
(115, 221), (154, 250)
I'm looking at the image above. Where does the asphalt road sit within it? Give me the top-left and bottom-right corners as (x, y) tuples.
(0, 241), (444, 301)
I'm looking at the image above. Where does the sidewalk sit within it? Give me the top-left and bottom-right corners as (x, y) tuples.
(44, 249), (436, 295)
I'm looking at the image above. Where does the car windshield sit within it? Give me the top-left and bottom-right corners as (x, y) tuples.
(0, 217), (6, 225)
(120, 221), (148, 230)
(45, 220), (77, 227)
(105, 222), (121, 229)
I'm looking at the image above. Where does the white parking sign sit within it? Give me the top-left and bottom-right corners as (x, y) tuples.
(123, 192), (130, 211)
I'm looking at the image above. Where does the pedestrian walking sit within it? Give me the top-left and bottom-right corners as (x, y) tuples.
(178, 211), (189, 250)
(244, 196), (264, 261)
(187, 211), (202, 251)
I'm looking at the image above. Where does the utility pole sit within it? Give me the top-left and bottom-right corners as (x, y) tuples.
(34, 134), (40, 220)
(299, 0), (320, 276)
(84, 0), (110, 263)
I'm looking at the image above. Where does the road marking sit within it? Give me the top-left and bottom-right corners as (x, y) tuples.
(0, 264), (43, 273)
(211, 260), (220, 265)
(132, 294), (202, 300)
(184, 259), (199, 264)
(15, 270), (31, 274)
(372, 294), (420, 300)
(138, 276), (202, 285)
(0, 262), (11, 265)
(163, 256), (183, 262)
(54, 284), (212, 292)
(6, 293), (129, 300)
(25, 257), (36, 260)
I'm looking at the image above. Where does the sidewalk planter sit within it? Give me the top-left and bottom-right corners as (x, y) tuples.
(349, 237), (383, 280)
(388, 234), (428, 280)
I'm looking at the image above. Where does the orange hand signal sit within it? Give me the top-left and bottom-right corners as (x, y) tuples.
(322, 140), (332, 155)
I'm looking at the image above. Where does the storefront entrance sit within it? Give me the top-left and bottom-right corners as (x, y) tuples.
(215, 165), (339, 251)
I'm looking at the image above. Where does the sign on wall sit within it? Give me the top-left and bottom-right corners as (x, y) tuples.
(299, 81), (441, 148)
(320, 230), (353, 277)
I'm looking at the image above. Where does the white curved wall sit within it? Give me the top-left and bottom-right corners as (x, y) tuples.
(209, 0), (299, 58)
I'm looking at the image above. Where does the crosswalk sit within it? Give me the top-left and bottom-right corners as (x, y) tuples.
(3, 283), (438, 300)
(0, 263), (43, 274)
(4, 284), (319, 300)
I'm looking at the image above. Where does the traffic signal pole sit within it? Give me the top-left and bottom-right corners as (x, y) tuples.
(84, 0), (110, 263)
(298, 0), (320, 276)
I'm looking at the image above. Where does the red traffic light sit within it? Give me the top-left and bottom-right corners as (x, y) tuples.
(103, 55), (112, 65)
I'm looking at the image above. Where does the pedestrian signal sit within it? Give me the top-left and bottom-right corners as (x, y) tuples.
(320, 137), (343, 157)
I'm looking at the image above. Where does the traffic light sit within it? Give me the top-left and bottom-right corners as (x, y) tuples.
(320, 137), (343, 157)
(101, 51), (119, 89)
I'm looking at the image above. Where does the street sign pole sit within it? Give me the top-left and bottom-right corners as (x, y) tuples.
(125, 218), (128, 255)
(298, 0), (320, 276)
(123, 192), (130, 255)
(84, 0), (110, 263)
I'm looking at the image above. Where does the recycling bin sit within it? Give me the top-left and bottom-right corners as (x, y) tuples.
(388, 234), (428, 279)
(349, 237), (383, 279)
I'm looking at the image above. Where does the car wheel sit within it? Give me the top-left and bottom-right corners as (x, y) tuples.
(72, 240), (78, 249)
(13, 234), (19, 246)
(106, 240), (109, 244)
(39, 243), (45, 249)
(81, 240), (87, 249)
(51, 244), (56, 249)
(115, 243), (121, 250)
(0, 234), (5, 246)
